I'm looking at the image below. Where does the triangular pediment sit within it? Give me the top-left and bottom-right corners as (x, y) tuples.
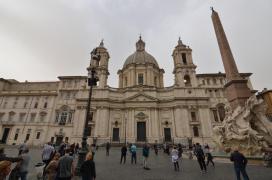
(125, 93), (158, 102)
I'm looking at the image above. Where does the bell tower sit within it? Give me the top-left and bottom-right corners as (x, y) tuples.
(95, 40), (110, 88)
(172, 38), (198, 87)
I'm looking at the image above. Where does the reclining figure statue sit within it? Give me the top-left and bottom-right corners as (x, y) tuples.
(213, 95), (272, 155)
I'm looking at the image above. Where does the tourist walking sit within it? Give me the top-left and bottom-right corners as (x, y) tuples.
(171, 146), (179, 171)
(120, 144), (127, 164)
(142, 144), (150, 170)
(106, 142), (111, 156)
(56, 149), (75, 180)
(206, 150), (215, 167)
(230, 147), (249, 180)
(80, 152), (96, 180)
(165, 144), (170, 155)
(154, 142), (158, 156)
(194, 143), (207, 173)
(18, 148), (31, 180)
(130, 144), (137, 164)
(45, 153), (61, 180)
(42, 142), (55, 167)
(0, 161), (12, 180)
(178, 143), (183, 159)
(75, 143), (80, 154)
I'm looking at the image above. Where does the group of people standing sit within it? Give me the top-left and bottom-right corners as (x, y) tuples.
(0, 140), (252, 180)
(41, 142), (96, 180)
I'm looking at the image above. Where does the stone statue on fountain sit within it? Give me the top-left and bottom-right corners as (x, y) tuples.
(213, 95), (272, 155)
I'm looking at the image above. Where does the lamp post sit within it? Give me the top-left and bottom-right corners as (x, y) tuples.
(76, 48), (100, 175)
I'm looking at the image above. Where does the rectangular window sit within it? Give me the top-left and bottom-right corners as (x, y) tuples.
(191, 112), (197, 121)
(8, 113), (15, 121)
(125, 77), (128, 87)
(202, 80), (205, 85)
(34, 102), (38, 108)
(193, 126), (199, 137)
(182, 53), (187, 64)
(13, 101), (17, 108)
(207, 78), (210, 85)
(24, 102), (28, 108)
(14, 128), (20, 140)
(25, 134), (30, 141)
(36, 132), (41, 139)
(40, 114), (46, 122)
(138, 73), (144, 85)
(213, 78), (217, 84)
(0, 113), (4, 121)
(43, 102), (48, 108)
(19, 113), (26, 122)
(55, 113), (59, 123)
(30, 113), (36, 122)
(154, 77), (157, 86)
(3, 102), (7, 109)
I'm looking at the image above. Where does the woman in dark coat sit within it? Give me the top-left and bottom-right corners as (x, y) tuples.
(80, 152), (96, 180)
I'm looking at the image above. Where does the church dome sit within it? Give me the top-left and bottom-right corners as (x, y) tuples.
(123, 37), (159, 68)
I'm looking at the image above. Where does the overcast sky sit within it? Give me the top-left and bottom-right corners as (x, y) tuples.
(0, 0), (271, 91)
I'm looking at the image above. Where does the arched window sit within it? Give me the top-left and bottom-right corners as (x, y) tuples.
(193, 126), (199, 137)
(138, 73), (144, 85)
(184, 75), (191, 87)
(218, 105), (225, 121)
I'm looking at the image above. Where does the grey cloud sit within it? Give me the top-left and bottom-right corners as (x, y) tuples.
(0, 0), (271, 90)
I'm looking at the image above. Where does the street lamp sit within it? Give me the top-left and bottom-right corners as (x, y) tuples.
(76, 48), (100, 175)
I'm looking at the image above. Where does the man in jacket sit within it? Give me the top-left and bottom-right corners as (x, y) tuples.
(130, 144), (137, 164)
(120, 144), (127, 164)
(142, 144), (150, 170)
(230, 147), (249, 180)
(194, 143), (207, 173)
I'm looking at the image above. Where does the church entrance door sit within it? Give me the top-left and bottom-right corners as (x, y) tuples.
(164, 128), (171, 142)
(137, 122), (146, 142)
(112, 128), (120, 142)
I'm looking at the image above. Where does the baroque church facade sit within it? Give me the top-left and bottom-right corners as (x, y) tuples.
(0, 37), (254, 146)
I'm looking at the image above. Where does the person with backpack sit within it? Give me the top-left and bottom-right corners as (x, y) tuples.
(194, 143), (207, 173)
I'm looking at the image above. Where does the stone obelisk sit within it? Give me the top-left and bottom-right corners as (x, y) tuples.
(211, 8), (252, 109)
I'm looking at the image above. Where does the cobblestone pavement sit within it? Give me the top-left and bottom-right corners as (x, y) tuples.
(2, 146), (272, 180)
